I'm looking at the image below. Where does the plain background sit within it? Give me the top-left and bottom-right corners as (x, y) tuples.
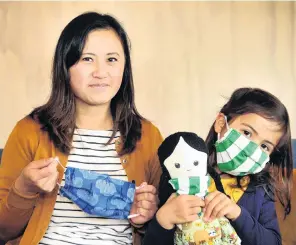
(0, 1), (295, 147)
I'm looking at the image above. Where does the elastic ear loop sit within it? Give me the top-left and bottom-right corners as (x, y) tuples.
(55, 156), (65, 187)
(127, 183), (147, 219)
(224, 115), (229, 130)
(218, 115), (229, 140)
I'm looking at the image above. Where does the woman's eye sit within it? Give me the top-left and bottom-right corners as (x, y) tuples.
(175, 163), (180, 169)
(261, 144), (270, 152)
(82, 57), (93, 62)
(243, 130), (251, 138)
(193, 161), (199, 166)
(108, 57), (118, 62)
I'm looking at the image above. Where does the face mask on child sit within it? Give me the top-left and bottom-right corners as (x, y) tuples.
(56, 162), (137, 220)
(215, 116), (270, 176)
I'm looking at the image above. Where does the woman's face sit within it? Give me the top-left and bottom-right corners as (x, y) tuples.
(69, 29), (125, 108)
(215, 113), (284, 155)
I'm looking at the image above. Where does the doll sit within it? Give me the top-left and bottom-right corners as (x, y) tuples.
(157, 132), (241, 245)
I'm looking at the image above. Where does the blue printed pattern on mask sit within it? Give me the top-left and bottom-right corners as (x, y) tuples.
(60, 167), (136, 220)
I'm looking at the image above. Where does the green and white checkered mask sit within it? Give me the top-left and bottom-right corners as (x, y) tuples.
(215, 118), (270, 176)
(169, 176), (211, 198)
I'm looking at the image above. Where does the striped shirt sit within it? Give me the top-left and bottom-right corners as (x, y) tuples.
(39, 129), (133, 245)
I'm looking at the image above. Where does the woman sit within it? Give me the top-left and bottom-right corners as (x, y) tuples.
(0, 12), (162, 245)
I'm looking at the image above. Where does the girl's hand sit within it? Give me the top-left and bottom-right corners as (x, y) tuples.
(203, 191), (241, 222)
(156, 193), (205, 230)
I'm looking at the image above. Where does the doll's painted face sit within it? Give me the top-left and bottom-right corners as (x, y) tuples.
(164, 137), (208, 178)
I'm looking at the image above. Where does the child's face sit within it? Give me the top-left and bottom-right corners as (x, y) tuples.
(216, 113), (283, 155)
(164, 137), (208, 179)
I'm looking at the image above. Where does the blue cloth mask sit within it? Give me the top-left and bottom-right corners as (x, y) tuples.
(59, 167), (136, 220)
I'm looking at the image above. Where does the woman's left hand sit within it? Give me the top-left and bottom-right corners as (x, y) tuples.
(129, 182), (158, 225)
(203, 191), (241, 222)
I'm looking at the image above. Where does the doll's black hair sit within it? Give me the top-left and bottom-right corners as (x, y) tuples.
(157, 132), (208, 207)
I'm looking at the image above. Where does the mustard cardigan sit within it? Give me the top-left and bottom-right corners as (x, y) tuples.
(0, 117), (163, 245)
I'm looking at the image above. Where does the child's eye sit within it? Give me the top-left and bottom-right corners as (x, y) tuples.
(108, 57), (118, 62)
(242, 130), (251, 138)
(82, 57), (93, 62)
(193, 161), (199, 166)
(261, 144), (270, 152)
(175, 163), (181, 169)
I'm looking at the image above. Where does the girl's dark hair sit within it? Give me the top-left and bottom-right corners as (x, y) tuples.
(158, 132), (208, 207)
(30, 12), (143, 156)
(205, 87), (293, 216)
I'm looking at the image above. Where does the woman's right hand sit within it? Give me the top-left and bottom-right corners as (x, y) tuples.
(156, 193), (205, 230)
(14, 158), (60, 196)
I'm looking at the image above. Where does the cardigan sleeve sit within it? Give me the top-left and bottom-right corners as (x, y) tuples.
(147, 124), (163, 190)
(143, 215), (175, 245)
(0, 117), (40, 241)
(130, 122), (163, 231)
(141, 124), (177, 244)
(230, 192), (281, 245)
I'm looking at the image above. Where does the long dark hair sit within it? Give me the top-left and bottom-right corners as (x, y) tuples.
(30, 12), (144, 156)
(205, 87), (293, 216)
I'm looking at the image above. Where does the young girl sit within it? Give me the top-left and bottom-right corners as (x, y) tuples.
(0, 12), (162, 245)
(143, 87), (293, 245)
